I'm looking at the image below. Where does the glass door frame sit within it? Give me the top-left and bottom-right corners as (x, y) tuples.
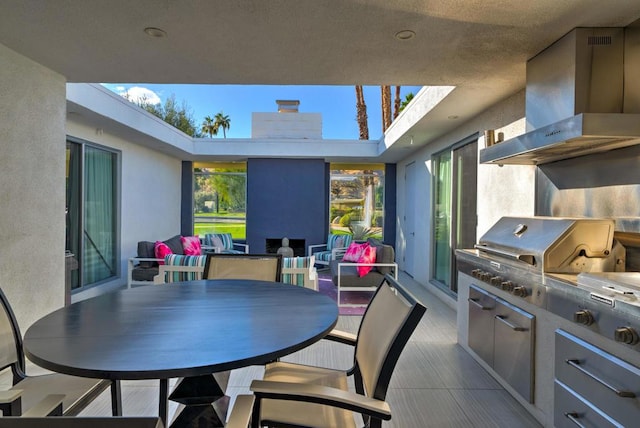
(66, 137), (121, 292)
(430, 133), (478, 296)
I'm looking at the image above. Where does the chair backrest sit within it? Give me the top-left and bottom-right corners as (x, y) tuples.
(281, 256), (315, 287)
(155, 255), (206, 284)
(203, 233), (234, 251)
(0, 287), (26, 382)
(353, 274), (426, 401)
(326, 233), (352, 251)
(204, 254), (283, 282)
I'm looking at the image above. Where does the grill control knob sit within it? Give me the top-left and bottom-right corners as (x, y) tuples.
(481, 272), (493, 282)
(573, 310), (594, 326)
(512, 286), (528, 298)
(501, 281), (515, 292)
(614, 327), (639, 345)
(471, 269), (482, 278)
(490, 276), (503, 287)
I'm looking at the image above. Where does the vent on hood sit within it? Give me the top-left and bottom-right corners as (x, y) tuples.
(481, 25), (640, 165)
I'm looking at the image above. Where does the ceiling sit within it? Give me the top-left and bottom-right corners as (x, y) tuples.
(2, 1), (640, 161)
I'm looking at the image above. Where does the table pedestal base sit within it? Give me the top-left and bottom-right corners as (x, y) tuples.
(169, 372), (231, 428)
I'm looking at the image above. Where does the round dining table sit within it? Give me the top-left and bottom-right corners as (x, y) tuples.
(23, 279), (338, 427)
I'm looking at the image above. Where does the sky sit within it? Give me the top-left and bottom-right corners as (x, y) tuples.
(101, 84), (421, 140)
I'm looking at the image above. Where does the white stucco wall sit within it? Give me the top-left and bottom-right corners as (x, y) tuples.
(395, 90), (535, 303)
(66, 120), (183, 301)
(0, 43), (66, 329)
(252, 112), (322, 139)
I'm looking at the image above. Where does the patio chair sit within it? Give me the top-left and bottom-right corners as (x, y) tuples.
(281, 256), (318, 290)
(153, 254), (206, 284)
(0, 288), (119, 417)
(203, 233), (249, 254)
(203, 253), (283, 282)
(249, 274), (426, 428)
(307, 233), (353, 268)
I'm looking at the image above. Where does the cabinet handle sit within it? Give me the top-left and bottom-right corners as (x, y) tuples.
(565, 359), (636, 398)
(468, 298), (491, 310)
(494, 315), (527, 331)
(564, 412), (586, 428)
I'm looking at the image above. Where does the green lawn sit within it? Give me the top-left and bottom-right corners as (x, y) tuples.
(194, 223), (246, 239)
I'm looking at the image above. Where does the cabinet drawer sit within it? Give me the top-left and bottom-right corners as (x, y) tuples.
(554, 381), (622, 428)
(555, 330), (640, 427)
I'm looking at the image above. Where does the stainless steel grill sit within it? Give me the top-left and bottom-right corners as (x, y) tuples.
(456, 216), (640, 353)
(474, 216), (624, 273)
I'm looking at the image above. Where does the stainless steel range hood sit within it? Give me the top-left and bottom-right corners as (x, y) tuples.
(481, 24), (640, 165)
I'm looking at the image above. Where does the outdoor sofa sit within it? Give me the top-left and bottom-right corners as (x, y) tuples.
(329, 238), (398, 307)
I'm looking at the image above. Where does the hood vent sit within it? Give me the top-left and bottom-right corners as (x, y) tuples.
(481, 24), (640, 165)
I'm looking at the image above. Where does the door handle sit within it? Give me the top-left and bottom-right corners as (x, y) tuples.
(565, 359), (636, 398)
(468, 298), (491, 310)
(564, 412), (586, 428)
(494, 315), (527, 331)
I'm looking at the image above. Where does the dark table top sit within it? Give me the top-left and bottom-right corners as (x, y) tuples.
(23, 280), (338, 380)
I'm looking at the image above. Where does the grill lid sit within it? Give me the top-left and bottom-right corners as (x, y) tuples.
(475, 217), (616, 272)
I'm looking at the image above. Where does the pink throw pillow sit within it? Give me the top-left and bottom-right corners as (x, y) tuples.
(154, 241), (173, 265)
(181, 236), (202, 256)
(343, 242), (367, 262)
(356, 244), (377, 277)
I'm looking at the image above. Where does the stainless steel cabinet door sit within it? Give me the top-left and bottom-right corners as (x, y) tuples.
(493, 298), (535, 403)
(468, 285), (496, 366)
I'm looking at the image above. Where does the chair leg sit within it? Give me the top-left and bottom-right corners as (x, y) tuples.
(251, 396), (262, 428)
(111, 379), (122, 416)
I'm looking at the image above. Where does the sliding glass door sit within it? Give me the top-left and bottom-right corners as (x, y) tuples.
(66, 139), (119, 290)
(432, 137), (478, 294)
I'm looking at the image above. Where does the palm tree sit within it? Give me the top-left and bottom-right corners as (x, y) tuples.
(214, 112), (231, 138)
(201, 115), (218, 138)
(381, 85), (392, 132)
(355, 86), (369, 140)
(400, 92), (414, 112)
(393, 86), (401, 119)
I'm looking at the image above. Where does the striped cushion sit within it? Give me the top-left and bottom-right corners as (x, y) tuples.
(203, 233), (234, 250)
(314, 251), (334, 262)
(203, 233), (245, 253)
(282, 256), (313, 286)
(326, 234), (353, 251)
(163, 254), (206, 283)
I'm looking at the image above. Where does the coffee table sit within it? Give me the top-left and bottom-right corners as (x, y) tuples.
(23, 280), (338, 427)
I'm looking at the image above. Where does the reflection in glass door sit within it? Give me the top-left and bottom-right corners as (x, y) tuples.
(432, 137), (477, 294)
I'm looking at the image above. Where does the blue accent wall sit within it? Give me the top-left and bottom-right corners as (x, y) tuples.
(181, 161), (194, 236)
(247, 159), (328, 254)
(384, 163), (397, 246)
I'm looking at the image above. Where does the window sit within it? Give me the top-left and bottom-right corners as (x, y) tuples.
(66, 139), (119, 290)
(330, 164), (384, 240)
(193, 163), (247, 239)
(431, 137), (477, 294)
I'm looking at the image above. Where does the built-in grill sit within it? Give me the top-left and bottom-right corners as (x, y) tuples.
(458, 216), (625, 306)
(475, 216), (623, 273)
(457, 216), (640, 352)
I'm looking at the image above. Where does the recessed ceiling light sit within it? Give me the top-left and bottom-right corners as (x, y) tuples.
(395, 30), (415, 41)
(144, 27), (167, 38)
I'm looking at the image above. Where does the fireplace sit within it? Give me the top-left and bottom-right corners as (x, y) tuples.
(265, 238), (306, 257)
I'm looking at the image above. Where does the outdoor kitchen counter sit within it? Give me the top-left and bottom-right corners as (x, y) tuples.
(456, 250), (640, 427)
